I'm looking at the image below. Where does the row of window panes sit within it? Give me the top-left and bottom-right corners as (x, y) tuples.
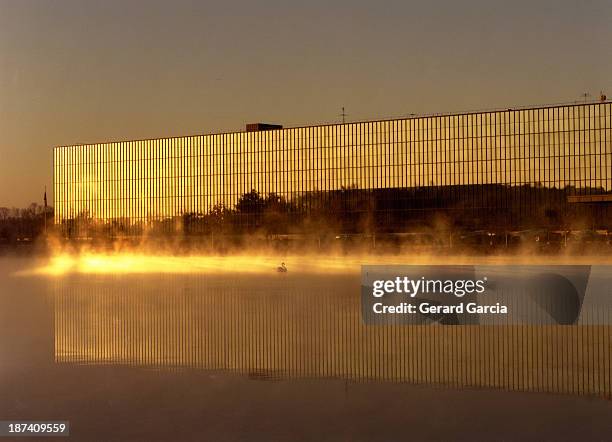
(54, 103), (612, 222)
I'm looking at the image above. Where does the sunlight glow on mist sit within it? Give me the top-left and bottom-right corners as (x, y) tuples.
(22, 253), (363, 276)
(17, 252), (612, 277)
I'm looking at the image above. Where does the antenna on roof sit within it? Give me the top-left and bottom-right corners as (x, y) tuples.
(581, 92), (591, 103)
(339, 107), (348, 124)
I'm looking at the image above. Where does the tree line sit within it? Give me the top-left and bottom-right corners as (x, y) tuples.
(0, 203), (53, 243)
(57, 184), (611, 239)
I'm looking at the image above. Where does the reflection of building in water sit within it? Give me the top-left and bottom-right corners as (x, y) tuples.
(54, 274), (612, 396)
(53, 102), (612, 236)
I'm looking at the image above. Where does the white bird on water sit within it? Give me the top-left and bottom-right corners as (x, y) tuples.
(277, 262), (287, 273)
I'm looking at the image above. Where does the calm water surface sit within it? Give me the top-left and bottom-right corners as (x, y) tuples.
(1, 256), (611, 441)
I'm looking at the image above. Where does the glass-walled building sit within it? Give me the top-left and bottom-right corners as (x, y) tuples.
(54, 102), (612, 236)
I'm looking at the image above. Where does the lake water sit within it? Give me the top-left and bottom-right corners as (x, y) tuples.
(1, 255), (612, 441)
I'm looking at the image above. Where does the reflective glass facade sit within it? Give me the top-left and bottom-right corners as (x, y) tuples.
(54, 102), (612, 234)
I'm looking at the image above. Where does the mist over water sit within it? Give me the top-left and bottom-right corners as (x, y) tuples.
(2, 253), (612, 440)
(15, 248), (612, 278)
(2, 254), (611, 440)
(9, 251), (612, 394)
